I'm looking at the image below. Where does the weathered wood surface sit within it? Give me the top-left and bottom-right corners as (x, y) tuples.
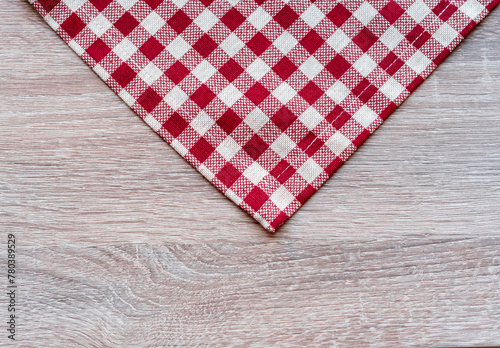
(1, 0), (500, 346)
(17, 239), (500, 347)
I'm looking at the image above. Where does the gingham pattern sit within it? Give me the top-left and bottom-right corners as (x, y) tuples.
(31, 0), (498, 231)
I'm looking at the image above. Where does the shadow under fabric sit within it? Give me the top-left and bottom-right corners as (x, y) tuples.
(30, 0), (499, 231)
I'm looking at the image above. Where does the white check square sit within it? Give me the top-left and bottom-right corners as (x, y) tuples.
(166, 36), (190, 59)
(354, 2), (377, 25)
(245, 107), (269, 132)
(88, 14), (112, 37)
(301, 4), (325, 28)
(194, 8), (219, 32)
(192, 60), (216, 83)
(299, 107), (323, 131)
(353, 105), (378, 128)
(274, 31), (299, 55)
(248, 7), (272, 30)
(190, 111), (215, 135)
(270, 186), (295, 210)
(141, 12), (165, 35)
(113, 38), (137, 61)
(218, 84), (243, 107)
(299, 56), (324, 80)
(220, 33), (245, 57)
(325, 132), (351, 156)
(272, 83), (296, 104)
(217, 136), (241, 160)
(164, 86), (188, 110)
(243, 162), (268, 185)
(246, 58), (271, 81)
(297, 158), (323, 184)
(271, 133), (295, 158)
(138, 62), (162, 85)
(326, 81), (351, 104)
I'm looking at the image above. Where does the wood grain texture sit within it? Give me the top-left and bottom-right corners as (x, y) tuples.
(1, 0), (500, 346)
(18, 238), (500, 347)
(2, 2), (500, 244)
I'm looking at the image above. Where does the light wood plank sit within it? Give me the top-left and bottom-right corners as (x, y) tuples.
(19, 238), (500, 347)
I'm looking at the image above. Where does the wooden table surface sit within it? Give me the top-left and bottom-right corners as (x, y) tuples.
(1, 1), (500, 346)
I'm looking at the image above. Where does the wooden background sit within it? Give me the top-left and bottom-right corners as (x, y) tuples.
(1, 0), (500, 346)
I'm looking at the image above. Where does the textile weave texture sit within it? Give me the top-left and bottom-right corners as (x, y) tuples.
(31, 0), (498, 231)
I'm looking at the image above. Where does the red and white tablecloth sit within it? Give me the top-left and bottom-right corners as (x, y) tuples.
(30, 0), (499, 231)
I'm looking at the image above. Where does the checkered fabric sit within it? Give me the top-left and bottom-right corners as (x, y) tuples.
(31, 0), (498, 231)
